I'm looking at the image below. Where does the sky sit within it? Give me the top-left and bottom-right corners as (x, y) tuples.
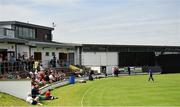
(0, 0), (179, 46)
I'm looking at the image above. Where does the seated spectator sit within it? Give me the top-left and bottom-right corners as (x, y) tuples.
(49, 72), (55, 83)
(31, 84), (40, 99)
(26, 93), (42, 105)
(45, 89), (58, 100)
(39, 70), (45, 80)
(44, 73), (50, 84)
(38, 78), (46, 87)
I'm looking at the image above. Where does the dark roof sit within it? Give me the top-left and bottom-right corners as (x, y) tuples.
(0, 21), (54, 30)
(82, 44), (180, 52)
(82, 43), (180, 48)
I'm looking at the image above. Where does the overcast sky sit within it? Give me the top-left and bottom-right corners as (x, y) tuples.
(0, 0), (179, 46)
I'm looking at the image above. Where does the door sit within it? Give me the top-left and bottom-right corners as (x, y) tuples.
(68, 53), (74, 65)
(59, 53), (68, 66)
(34, 52), (42, 61)
(0, 49), (7, 61)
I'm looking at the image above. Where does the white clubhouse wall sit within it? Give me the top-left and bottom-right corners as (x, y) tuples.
(82, 52), (118, 66)
(0, 80), (32, 100)
(17, 45), (30, 59)
(82, 52), (118, 74)
(31, 47), (75, 68)
(0, 43), (15, 52)
(31, 47), (59, 68)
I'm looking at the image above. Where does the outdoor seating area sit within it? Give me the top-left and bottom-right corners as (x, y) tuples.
(0, 59), (71, 81)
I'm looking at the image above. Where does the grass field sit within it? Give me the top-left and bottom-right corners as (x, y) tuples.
(1, 74), (180, 106)
(0, 93), (29, 106)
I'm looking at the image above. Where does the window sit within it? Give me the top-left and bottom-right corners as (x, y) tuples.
(32, 29), (35, 39)
(15, 27), (19, 37)
(52, 52), (55, 56)
(15, 26), (35, 39)
(29, 29), (33, 38)
(45, 34), (48, 40)
(19, 27), (23, 37)
(23, 27), (29, 38)
(6, 29), (14, 37)
(45, 52), (49, 56)
(0, 28), (4, 35)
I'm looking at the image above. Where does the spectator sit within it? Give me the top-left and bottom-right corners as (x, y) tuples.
(26, 93), (42, 105)
(52, 56), (56, 67)
(44, 73), (50, 83)
(49, 72), (55, 83)
(31, 84), (40, 99)
(113, 67), (119, 77)
(36, 63), (41, 72)
(29, 55), (34, 71)
(89, 70), (94, 81)
(45, 89), (58, 100)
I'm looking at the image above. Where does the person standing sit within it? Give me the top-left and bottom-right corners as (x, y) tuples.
(148, 68), (154, 82)
(52, 56), (56, 67)
(128, 67), (131, 75)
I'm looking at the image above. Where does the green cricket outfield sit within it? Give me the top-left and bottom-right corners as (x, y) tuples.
(0, 74), (180, 106)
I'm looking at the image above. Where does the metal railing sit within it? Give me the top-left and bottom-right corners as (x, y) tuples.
(0, 59), (75, 80)
(0, 60), (34, 74)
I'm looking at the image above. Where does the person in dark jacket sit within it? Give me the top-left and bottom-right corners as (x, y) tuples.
(31, 84), (40, 99)
(148, 68), (154, 82)
(128, 67), (131, 75)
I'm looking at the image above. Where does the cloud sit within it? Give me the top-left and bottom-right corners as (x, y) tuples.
(68, 19), (178, 32)
(0, 0), (179, 46)
(30, 0), (82, 6)
(0, 4), (39, 22)
(0, 0), (82, 5)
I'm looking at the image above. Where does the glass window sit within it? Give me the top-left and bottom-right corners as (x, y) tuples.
(19, 27), (23, 37)
(52, 52), (55, 56)
(22, 28), (25, 37)
(15, 26), (36, 39)
(32, 29), (35, 39)
(29, 29), (32, 38)
(46, 52), (49, 56)
(23, 28), (27, 38)
(15, 27), (18, 37)
(0, 28), (5, 35)
(6, 29), (14, 37)
(25, 28), (29, 38)
(45, 34), (48, 40)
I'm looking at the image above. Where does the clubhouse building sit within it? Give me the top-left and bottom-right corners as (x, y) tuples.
(0, 21), (180, 74)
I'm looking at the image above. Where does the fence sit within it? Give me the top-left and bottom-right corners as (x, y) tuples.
(0, 59), (74, 73)
(0, 61), (34, 75)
